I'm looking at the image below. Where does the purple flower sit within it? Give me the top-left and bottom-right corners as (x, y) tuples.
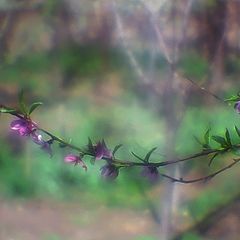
(31, 132), (52, 156)
(64, 154), (87, 171)
(100, 164), (119, 180)
(10, 118), (35, 136)
(141, 166), (159, 183)
(95, 140), (112, 160)
(234, 101), (240, 113)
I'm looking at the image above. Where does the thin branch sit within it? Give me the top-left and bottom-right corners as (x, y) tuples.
(173, 192), (240, 239)
(174, 0), (195, 61)
(182, 75), (225, 103)
(1, 105), (239, 183)
(160, 158), (240, 184)
(0, 105), (234, 168)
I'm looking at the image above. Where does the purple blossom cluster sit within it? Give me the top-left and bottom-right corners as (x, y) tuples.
(11, 118), (52, 156)
(10, 117), (159, 182)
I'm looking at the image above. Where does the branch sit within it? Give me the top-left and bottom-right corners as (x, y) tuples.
(1, 103), (240, 183)
(160, 158), (240, 184)
(173, 192), (240, 239)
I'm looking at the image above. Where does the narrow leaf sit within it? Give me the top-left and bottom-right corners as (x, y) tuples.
(212, 135), (227, 147)
(204, 128), (211, 145)
(208, 153), (218, 166)
(28, 102), (43, 115)
(225, 129), (232, 146)
(131, 151), (144, 162)
(113, 144), (123, 156)
(0, 107), (16, 113)
(224, 95), (240, 103)
(235, 126), (240, 138)
(232, 146), (240, 157)
(18, 89), (28, 115)
(194, 136), (203, 145)
(144, 147), (157, 162)
(88, 137), (94, 153)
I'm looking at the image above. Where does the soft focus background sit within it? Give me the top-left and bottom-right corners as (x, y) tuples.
(0, 0), (240, 240)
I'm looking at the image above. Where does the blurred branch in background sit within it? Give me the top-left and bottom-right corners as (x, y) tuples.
(173, 192), (240, 240)
(113, 1), (194, 239)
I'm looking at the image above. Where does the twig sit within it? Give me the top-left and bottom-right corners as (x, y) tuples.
(173, 192), (240, 239)
(183, 75), (225, 103)
(1, 104), (239, 184)
(160, 158), (240, 184)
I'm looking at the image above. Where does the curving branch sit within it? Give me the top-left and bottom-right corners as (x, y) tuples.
(1, 102), (240, 183)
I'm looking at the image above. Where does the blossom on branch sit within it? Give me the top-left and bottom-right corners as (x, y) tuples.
(95, 140), (112, 160)
(100, 164), (119, 180)
(31, 132), (52, 156)
(64, 154), (87, 171)
(141, 166), (159, 183)
(10, 118), (35, 136)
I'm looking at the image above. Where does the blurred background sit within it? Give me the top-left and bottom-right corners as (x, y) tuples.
(0, 0), (240, 240)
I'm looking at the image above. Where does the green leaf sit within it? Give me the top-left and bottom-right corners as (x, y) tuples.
(28, 102), (43, 115)
(87, 137), (94, 153)
(204, 128), (211, 145)
(144, 147), (157, 162)
(131, 151), (144, 162)
(224, 95), (240, 103)
(208, 152), (218, 166)
(235, 126), (240, 138)
(18, 89), (28, 115)
(112, 144), (123, 156)
(194, 136), (203, 145)
(225, 129), (232, 146)
(212, 135), (228, 147)
(232, 147), (240, 156)
(0, 107), (16, 113)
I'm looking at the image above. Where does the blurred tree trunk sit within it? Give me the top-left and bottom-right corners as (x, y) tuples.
(197, 0), (227, 93)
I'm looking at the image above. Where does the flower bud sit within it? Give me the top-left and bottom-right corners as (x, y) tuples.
(141, 166), (159, 183)
(95, 140), (112, 160)
(31, 132), (52, 156)
(10, 118), (35, 136)
(64, 154), (87, 171)
(100, 164), (119, 180)
(234, 101), (240, 113)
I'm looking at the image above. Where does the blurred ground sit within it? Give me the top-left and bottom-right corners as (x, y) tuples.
(0, 199), (157, 240)
(1, 1), (240, 240)
(0, 197), (239, 240)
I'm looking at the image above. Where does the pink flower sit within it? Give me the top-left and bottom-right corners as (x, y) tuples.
(95, 140), (112, 160)
(10, 118), (35, 136)
(64, 154), (87, 171)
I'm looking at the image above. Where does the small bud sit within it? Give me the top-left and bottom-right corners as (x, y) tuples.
(141, 166), (159, 183)
(234, 101), (240, 113)
(95, 140), (112, 160)
(100, 164), (119, 180)
(31, 132), (52, 156)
